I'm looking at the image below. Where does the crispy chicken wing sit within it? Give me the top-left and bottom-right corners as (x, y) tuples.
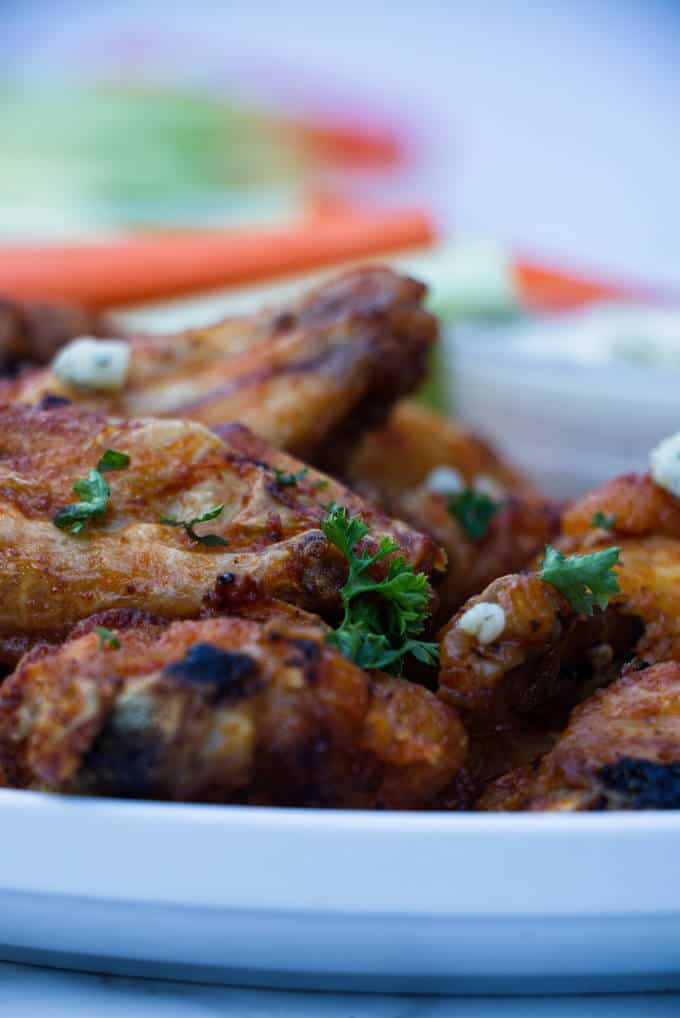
(435, 568), (638, 802)
(440, 470), (680, 733)
(438, 470), (680, 801)
(345, 401), (557, 616)
(0, 609), (466, 807)
(0, 269), (436, 464)
(0, 404), (442, 668)
(478, 661), (680, 811)
(561, 471), (680, 542)
(559, 472), (680, 665)
(438, 573), (641, 733)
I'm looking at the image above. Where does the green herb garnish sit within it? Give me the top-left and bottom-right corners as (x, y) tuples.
(95, 626), (120, 650)
(53, 468), (111, 534)
(540, 544), (621, 615)
(53, 449), (130, 535)
(160, 503), (229, 547)
(448, 487), (499, 541)
(591, 511), (617, 530)
(313, 479), (329, 491)
(320, 502), (439, 674)
(97, 449), (130, 472)
(273, 467), (308, 487)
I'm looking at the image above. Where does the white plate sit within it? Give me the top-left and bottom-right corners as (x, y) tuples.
(2, 790), (680, 994)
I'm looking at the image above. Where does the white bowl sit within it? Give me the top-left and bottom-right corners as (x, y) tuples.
(448, 305), (680, 498)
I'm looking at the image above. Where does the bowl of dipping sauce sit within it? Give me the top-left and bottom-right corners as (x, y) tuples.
(449, 303), (680, 497)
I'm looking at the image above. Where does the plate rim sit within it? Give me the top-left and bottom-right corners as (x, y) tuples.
(3, 788), (680, 919)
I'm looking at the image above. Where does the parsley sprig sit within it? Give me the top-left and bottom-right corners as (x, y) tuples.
(321, 503), (439, 674)
(540, 544), (621, 615)
(97, 449), (130, 472)
(448, 488), (499, 541)
(160, 503), (229, 547)
(591, 511), (617, 530)
(273, 466), (308, 487)
(53, 449), (130, 535)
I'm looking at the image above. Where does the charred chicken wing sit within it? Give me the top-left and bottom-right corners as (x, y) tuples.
(478, 661), (680, 811)
(0, 610), (466, 807)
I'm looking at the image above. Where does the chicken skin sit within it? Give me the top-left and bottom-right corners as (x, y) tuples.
(346, 401), (557, 616)
(0, 609), (466, 808)
(0, 269), (436, 465)
(477, 661), (680, 811)
(0, 403), (442, 668)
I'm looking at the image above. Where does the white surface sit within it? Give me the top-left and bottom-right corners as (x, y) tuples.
(2, 790), (680, 995)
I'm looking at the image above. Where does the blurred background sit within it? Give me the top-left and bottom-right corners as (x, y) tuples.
(2, 0), (680, 492)
(3, 0), (679, 273)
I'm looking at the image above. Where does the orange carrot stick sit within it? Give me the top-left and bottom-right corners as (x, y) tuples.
(0, 210), (434, 308)
(513, 257), (654, 311)
(291, 118), (405, 168)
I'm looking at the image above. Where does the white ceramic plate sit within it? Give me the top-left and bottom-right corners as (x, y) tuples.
(2, 789), (680, 993)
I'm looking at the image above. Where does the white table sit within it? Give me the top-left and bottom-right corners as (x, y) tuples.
(0, 964), (679, 1018)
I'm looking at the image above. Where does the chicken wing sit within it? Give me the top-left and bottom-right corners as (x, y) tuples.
(0, 403), (442, 668)
(0, 608), (466, 807)
(0, 269), (436, 464)
(440, 470), (680, 732)
(345, 401), (557, 617)
(347, 400), (536, 499)
(558, 472), (680, 665)
(438, 572), (641, 733)
(477, 661), (680, 811)
(561, 471), (680, 543)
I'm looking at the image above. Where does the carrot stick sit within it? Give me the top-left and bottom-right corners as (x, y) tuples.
(513, 257), (655, 311)
(291, 118), (405, 168)
(0, 211), (434, 308)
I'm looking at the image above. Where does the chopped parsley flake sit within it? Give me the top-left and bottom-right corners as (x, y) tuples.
(160, 503), (229, 547)
(448, 487), (500, 541)
(591, 511), (617, 530)
(95, 626), (120, 650)
(97, 449), (130, 472)
(273, 467), (308, 487)
(540, 544), (621, 615)
(320, 502), (439, 674)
